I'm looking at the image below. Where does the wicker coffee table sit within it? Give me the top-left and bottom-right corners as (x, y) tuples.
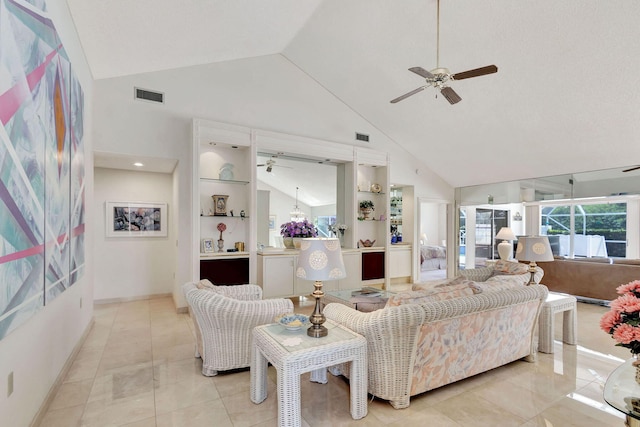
(250, 320), (368, 426)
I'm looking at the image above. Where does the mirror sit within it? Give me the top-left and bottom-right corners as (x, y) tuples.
(256, 153), (341, 247)
(455, 164), (640, 269)
(458, 165), (640, 205)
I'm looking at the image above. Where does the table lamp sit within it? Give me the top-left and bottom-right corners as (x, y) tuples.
(495, 227), (516, 260)
(296, 238), (346, 337)
(515, 236), (554, 285)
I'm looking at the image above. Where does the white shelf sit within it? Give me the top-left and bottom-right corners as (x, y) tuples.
(200, 177), (249, 185)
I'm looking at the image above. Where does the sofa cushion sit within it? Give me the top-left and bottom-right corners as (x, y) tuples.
(492, 260), (529, 275)
(386, 282), (477, 307)
(476, 275), (526, 292)
(459, 266), (493, 282)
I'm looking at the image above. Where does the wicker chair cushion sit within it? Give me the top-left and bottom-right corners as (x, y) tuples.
(386, 282), (476, 306)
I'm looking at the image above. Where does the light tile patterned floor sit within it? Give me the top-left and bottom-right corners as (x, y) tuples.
(37, 294), (631, 426)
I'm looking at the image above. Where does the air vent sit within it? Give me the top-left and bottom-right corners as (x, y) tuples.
(355, 132), (370, 142)
(134, 87), (164, 104)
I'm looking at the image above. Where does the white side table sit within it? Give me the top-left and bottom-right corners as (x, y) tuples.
(250, 320), (368, 427)
(538, 291), (577, 353)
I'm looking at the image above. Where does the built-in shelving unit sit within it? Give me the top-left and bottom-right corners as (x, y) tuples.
(192, 119), (256, 285)
(191, 120), (413, 290)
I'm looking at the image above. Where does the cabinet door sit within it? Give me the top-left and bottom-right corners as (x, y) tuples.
(389, 248), (412, 278)
(337, 252), (362, 289)
(200, 258), (249, 285)
(362, 251), (385, 280)
(262, 256), (294, 298)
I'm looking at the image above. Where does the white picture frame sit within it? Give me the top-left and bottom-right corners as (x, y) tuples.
(106, 201), (168, 237)
(202, 238), (214, 253)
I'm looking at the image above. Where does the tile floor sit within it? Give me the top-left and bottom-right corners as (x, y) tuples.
(37, 294), (632, 426)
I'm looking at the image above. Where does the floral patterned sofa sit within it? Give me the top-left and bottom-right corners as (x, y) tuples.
(324, 276), (548, 409)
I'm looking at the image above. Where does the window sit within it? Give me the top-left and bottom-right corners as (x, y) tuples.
(316, 216), (336, 238)
(540, 202), (627, 258)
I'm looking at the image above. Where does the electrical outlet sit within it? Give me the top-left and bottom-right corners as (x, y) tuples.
(8, 371), (13, 397)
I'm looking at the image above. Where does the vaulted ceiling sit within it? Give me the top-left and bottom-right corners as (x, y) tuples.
(68, 0), (640, 189)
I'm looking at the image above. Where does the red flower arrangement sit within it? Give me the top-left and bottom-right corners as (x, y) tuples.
(217, 223), (226, 240)
(601, 280), (640, 355)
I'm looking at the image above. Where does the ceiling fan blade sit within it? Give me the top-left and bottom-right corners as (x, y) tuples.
(390, 86), (425, 104)
(409, 67), (435, 79)
(451, 65), (498, 80)
(440, 86), (462, 105)
(623, 166), (640, 172)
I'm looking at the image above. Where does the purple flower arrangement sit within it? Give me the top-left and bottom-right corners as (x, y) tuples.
(280, 219), (318, 238)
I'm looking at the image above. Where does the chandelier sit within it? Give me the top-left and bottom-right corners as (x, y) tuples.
(290, 187), (305, 220)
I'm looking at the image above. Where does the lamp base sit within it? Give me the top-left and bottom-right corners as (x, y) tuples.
(497, 240), (513, 261)
(307, 324), (328, 338)
(307, 280), (328, 338)
(527, 261), (537, 286)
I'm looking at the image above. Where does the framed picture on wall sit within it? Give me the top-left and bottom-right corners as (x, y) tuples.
(106, 201), (168, 237)
(269, 215), (276, 230)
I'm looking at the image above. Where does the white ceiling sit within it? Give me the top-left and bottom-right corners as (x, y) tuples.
(68, 0), (640, 188)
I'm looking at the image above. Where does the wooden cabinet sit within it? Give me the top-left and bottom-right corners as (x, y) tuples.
(200, 257), (249, 285)
(362, 251), (385, 281)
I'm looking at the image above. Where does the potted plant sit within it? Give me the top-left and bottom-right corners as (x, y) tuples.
(359, 200), (374, 220)
(280, 219), (318, 248)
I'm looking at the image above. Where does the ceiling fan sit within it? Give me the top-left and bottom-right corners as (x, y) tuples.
(623, 166), (640, 173)
(390, 0), (498, 105)
(257, 157), (291, 173)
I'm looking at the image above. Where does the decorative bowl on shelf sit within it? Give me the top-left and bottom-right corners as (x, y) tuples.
(359, 239), (376, 247)
(275, 313), (309, 331)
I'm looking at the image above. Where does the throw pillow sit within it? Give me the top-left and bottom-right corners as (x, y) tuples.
(386, 282), (476, 307)
(476, 275), (526, 292)
(196, 279), (215, 290)
(492, 260), (528, 275)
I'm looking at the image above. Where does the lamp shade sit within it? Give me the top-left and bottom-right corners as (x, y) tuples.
(515, 236), (554, 262)
(495, 227), (516, 241)
(296, 238), (346, 281)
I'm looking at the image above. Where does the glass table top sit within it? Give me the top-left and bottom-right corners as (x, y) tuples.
(604, 358), (640, 420)
(324, 287), (395, 303)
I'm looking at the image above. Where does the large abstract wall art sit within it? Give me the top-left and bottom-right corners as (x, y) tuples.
(0, 0), (85, 340)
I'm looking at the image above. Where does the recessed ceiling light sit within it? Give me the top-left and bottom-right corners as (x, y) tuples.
(133, 162), (144, 167)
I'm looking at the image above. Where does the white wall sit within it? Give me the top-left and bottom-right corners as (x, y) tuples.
(93, 168), (175, 301)
(0, 3), (94, 426)
(92, 53), (453, 309)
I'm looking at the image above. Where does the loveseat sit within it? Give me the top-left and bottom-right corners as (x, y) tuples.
(324, 279), (548, 409)
(183, 281), (293, 376)
(538, 257), (640, 301)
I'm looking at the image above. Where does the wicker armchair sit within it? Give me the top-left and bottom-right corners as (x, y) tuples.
(182, 282), (293, 376)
